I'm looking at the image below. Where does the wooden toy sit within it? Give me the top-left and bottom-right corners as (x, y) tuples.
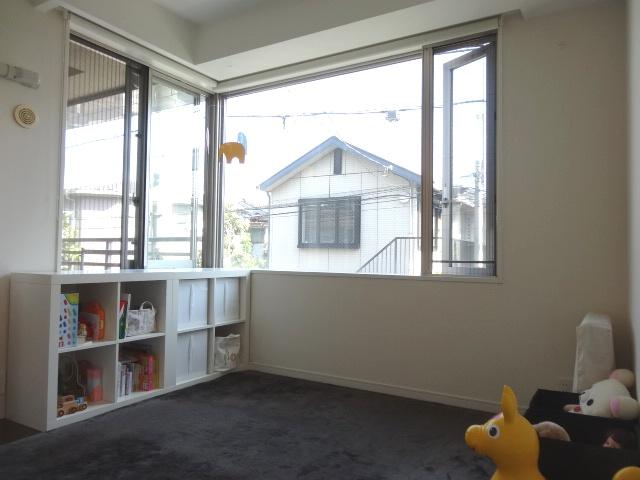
(57, 395), (87, 417)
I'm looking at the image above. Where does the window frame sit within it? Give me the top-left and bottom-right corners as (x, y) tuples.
(61, 35), (149, 270)
(216, 32), (498, 278)
(145, 71), (211, 269)
(431, 36), (497, 277)
(59, 35), (216, 271)
(297, 196), (362, 249)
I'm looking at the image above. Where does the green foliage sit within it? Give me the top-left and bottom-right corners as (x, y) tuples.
(224, 207), (264, 268)
(61, 212), (81, 270)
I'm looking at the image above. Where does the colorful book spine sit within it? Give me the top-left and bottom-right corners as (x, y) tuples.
(58, 293), (79, 347)
(119, 293), (131, 339)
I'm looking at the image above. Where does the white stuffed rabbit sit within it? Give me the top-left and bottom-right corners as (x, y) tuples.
(564, 369), (640, 420)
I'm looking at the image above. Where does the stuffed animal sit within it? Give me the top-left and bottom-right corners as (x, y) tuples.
(466, 385), (545, 480)
(533, 421), (570, 442)
(563, 369), (640, 420)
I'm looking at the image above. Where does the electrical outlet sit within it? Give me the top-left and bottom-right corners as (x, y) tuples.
(557, 376), (572, 392)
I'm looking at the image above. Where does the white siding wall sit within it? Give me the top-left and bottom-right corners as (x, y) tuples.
(269, 150), (418, 272)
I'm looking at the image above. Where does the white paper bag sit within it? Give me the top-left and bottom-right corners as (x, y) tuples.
(573, 313), (615, 392)
(126, 301), (156, 337)
(214, 334), (240, 372)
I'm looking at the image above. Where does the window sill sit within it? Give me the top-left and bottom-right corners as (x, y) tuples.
(249, 268), (503, 284)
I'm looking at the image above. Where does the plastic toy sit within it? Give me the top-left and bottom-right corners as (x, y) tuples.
(57, 394), (87, 417)
(466, 386), (640, 480)
(465, 385), (545, 480)
(219, 142), (246, 163)
(613, 466), (640, 480)
(81, 301), (105, 340)
(564, 369), (640, 420)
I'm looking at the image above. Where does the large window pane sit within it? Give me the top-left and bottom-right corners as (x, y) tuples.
(147, 79), (205, 267)
(432, 37), (496, 276)
(62, 39), (143, 271)
(223, 58), (422, 274)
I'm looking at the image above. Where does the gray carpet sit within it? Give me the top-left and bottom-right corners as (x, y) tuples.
(0, 371), (493, 479)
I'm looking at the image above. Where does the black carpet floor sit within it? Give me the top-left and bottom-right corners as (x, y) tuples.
(0, 371), (493, 479)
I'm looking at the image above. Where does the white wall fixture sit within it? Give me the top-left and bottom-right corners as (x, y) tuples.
(0, 62), (40, 89)
(12, 104), (38, 128)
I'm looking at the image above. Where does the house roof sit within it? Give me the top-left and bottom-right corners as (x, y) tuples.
(259, 136), (421, 191)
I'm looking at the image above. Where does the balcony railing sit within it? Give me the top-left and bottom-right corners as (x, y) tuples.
(61, 237), (200, 269)
(357, 237), (421, 276)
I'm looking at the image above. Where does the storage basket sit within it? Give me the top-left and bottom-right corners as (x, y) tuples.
(126, 301), (156, 337)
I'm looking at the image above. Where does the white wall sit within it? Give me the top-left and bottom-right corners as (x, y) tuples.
(629, 0), (640, 390)
(250, 2), (630, 410)
(0, 0), (65, 416)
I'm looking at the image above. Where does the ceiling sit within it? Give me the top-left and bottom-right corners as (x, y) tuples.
(151, 0), (273, 25)
(35, 0), (615, 83)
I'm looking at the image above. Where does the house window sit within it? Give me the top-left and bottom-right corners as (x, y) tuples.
(298, 197), (361, 248)
(333, 150), (343, 175)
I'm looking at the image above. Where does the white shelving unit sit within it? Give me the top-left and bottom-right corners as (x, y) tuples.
(7, 268), (250, 431)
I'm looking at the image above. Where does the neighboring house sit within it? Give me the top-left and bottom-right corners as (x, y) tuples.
(259, 137), (422, 274)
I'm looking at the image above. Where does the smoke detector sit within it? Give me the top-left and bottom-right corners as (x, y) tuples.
(13, 104), (38, 128)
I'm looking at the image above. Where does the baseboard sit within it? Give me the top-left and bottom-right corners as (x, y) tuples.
(249, 362), (500, 413)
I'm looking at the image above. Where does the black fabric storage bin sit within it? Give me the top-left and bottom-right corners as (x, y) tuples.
(527, 388), (638, 448)
(539, 438), (640, 480)
(530, 388), (579, 411)
(526, 407), (638, 448)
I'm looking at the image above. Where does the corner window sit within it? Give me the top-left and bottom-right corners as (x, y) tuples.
(60, 37), (209, 270)
(298, 197), (361, 249)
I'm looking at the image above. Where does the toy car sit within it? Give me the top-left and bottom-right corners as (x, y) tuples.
(57, 394), (88, 417)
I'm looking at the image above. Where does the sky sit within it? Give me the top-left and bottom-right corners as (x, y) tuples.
(223, 50), (487, 208)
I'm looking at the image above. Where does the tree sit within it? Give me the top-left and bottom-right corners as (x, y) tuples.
(224, 207), (263, 268)
(61, 212), (81, 270)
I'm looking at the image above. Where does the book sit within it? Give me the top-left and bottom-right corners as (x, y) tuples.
(119, 293), (131, 339)
(58, 293), (79, 347)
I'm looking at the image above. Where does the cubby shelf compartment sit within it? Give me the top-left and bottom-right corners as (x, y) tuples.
(119, 332), (165, 343)
(177, 324), (214, 334)
(58, 340), (116, 353)
(55, 400), (112, 428)
(214, 318), (245, 328)
(8, 268), (249, 432)
(117, 389), (163, 403)
(176, 372), (224, 388)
